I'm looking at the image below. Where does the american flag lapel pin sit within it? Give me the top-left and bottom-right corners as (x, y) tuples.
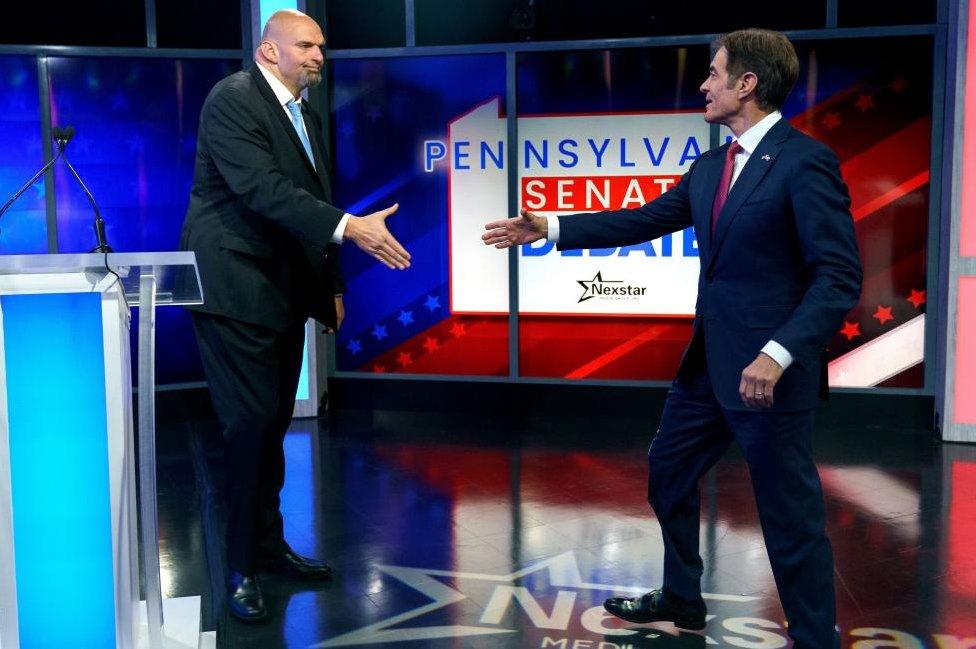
(761, 154), (771, 161)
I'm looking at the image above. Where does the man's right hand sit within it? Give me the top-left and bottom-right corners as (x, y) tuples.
(482, 210), (547, 248)
(343, 203), (411, 270)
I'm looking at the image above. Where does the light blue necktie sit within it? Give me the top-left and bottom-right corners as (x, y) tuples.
(285, 99), (315, 168)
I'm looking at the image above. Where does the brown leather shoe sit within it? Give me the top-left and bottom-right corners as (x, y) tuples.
(604, 589), (706, 629)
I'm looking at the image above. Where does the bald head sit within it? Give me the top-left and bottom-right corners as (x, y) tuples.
(261, 9), (314, 41)
(256, 10), (325, 97)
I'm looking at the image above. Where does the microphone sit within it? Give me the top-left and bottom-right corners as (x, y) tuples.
(56, 127), (112, 253)
(53, 125), (75, 149)
(0, 126), (72, 220)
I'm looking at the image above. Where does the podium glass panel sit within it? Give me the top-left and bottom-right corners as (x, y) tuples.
(0, 252), (203, 307)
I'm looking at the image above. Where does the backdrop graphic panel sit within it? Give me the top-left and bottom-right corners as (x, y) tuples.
(515, 46), (710, 380)
(331, 54), (509, 376)
(514, 39), (932, 384)
(0, 56), (46, 255)
(46, 57), (239, 384)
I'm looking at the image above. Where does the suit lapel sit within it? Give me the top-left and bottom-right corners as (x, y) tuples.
(705, 119), (791, 273)
(249, 66), (320, 179)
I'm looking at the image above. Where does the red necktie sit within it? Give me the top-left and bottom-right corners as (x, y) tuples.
(711, 141), (743, 234)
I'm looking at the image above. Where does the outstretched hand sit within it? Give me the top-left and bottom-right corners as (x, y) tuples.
(344, 203), (411, 270)
(482, 209), (548, 249)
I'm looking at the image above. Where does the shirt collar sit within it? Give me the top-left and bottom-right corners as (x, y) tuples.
(733, 111), (782, 155)
(256, 62), (300, 107)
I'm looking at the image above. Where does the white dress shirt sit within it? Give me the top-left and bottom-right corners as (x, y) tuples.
(547, 110), (793, 369)
(256, 63), (350, 244)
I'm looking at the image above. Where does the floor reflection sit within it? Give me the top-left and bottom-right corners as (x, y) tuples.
(158, 412), (976, 648)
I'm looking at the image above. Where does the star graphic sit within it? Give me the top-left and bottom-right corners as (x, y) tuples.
(397, 310), (414, 326)
(346, 339), (362, 354)
(424, 295), (441, 312)
(577, 271), (621, 303)
(907, 289), (926, 309)
(110, 91), (129, 112)
(872, 305), (894, 325)
(450, 322), (466, 338)
(840, 321), (861, 341)
(372, 364), (386, 373)
(890, 77), (909, 93)
(855, 94), (875, 112)
(397, 351), (413, 368)
(422, 336), (440, 353)
(127, 134), (145, 153)
(310, 551), (756, 648)
(7, 95), (27, 112)
(822, 112), (842, 130)
(22, 134), (40, 152)
(372, 324), (388, 340)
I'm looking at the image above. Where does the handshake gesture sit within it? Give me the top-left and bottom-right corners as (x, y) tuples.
(482, 210), (548, 248)
(344, 203), (412, 270)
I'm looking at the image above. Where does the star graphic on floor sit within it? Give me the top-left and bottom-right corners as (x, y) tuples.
(311, 552), (756, 648)
(398, 310), (414, 326)
(372, 325), (388, 341)
(347, 339), (362, 355)
(450, 322), (467, 338)
(423, 337), (440, 353)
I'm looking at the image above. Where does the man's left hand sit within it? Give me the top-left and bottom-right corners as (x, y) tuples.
(739, 353), (784, 408)
(325, 295), (344, 334)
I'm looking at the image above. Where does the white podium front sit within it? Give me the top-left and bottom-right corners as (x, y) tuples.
(0, 252), (202, 649)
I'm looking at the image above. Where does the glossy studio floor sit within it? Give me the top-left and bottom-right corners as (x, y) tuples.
(155, 382), (976, 649)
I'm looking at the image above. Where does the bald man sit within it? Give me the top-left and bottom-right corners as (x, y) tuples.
(180, 10), (410, 622)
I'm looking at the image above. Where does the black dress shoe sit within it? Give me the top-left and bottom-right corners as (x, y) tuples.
(263, 548), (333, 581)
(227, 571), (267, 623)
(604, 589), (706, 630)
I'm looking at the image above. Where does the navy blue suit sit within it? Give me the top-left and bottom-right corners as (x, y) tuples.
(559, 118), (861, 648)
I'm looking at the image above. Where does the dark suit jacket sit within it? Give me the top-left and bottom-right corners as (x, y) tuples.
(180, 65), (345, 332)
(559, 119), (862, 411)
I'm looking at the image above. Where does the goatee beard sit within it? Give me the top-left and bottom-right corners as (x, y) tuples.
(300, 70), (322, 89)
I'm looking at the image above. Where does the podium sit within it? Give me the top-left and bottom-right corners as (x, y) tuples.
(0, 252), (202, 649)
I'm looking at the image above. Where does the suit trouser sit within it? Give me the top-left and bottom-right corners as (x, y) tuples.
(648, 362), (838, 649)
(191, 312), (306, 575)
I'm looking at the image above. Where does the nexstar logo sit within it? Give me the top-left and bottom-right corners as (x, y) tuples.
(311, 551), (971, 648)
(577, 272), (647, 304)
(312, 552), (759, 648)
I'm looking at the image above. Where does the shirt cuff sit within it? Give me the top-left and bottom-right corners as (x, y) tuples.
(545, 215), (560, 243)
(331, 213), (352, 244)
(761, 340), (793, 370)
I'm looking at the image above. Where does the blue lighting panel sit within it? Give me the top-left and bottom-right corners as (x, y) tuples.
(45, 56), (238, 385)
(0, 55), (47, 254)
(296, 333), (310, 401)
(2, 292), (116, 648)
(260, 0), (298, 32)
